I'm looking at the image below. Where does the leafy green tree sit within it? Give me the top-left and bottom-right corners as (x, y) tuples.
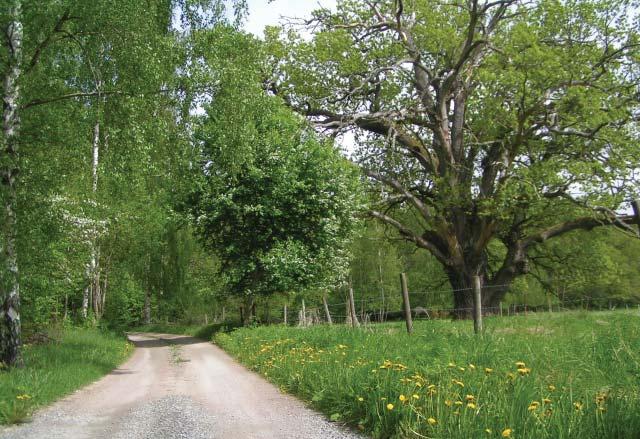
(191, 32), (363, 324)
(266, 0), (640, 317)
(0, 0), (244, 365)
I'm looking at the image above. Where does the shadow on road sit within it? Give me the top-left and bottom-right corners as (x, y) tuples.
(109, 369), (137, 375)
(126, 334), (206, 348)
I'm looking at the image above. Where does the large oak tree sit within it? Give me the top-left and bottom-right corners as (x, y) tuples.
(266, 0), (640, 317)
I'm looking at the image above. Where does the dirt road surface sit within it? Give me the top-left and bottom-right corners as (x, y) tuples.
(0, 333), (363, 439)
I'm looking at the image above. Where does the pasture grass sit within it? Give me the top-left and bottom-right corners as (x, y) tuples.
(0, 327), (131, 424)
(215, 310), (640, 438)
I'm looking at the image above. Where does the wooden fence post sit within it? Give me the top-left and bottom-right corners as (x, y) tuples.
(472, 274), (483, 334)
(301, 299), (307, 326)
(348, 286), (359, 328)
(400, 273), (413, 334)
(322, 294), (333, 324)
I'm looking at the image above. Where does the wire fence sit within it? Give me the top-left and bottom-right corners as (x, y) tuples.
(245, 292), (640, 327)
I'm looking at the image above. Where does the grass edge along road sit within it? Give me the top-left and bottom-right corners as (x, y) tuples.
(0, 327), (131, 425)
(214, 310), (640, 439)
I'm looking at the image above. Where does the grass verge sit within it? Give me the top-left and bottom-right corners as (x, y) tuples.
(0, 327), (132, 424)
(214, 310), (640, 438)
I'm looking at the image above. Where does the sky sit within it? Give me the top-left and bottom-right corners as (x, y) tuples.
(243, 0), (337, 37)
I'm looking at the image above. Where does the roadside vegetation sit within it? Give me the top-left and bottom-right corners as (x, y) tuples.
(215, 311), (640, 438)
(0, 328), (131, 424)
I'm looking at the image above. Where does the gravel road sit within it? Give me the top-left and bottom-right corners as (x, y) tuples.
(0, 333), (363, 439)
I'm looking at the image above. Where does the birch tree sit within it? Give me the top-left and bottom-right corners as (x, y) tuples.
(0, 0), (24, 367)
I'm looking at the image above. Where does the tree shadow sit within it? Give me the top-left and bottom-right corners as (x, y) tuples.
(126, 334), (206, 348)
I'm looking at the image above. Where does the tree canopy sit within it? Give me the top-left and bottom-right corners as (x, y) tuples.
(190, 35), (363, 321)
(265, 0), (640, 315)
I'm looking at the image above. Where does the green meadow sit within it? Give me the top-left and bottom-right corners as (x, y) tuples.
(215, 310), (640, 438)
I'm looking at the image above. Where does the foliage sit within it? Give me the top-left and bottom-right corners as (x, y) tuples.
(215, 310), (640, 438)
(191, 36), (364, 302)
(265, 0), (640, 313)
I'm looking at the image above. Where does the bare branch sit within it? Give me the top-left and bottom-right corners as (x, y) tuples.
(364, 169), (432, 221)
(25, 9), (72, 74)
(370, 210), (449, 263)
(523, 213), (638, 248)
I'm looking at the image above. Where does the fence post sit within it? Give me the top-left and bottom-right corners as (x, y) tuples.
(301, 298), (307, 326)
(348, 286), (359, 328)
(472, 274), (483, 334)
(400, 273), (413, 334)
(499, 301), (503, 318)
(284, 305), (287, 325)
(322, 294), (333, 325)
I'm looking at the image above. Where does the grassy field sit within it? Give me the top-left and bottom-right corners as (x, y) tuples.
(214, 310), (640, 438)
(0, 327), (131, 424)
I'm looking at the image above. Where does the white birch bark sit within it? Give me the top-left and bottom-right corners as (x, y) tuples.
(0, 0), (23, 367)
(82, 120), (101, 320)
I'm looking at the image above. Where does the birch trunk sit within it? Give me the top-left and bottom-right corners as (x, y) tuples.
(82, 121), (101, 319)
(0, 0), (23, 368)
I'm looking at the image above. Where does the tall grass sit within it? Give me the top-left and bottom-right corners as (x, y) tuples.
(0, 327), (131, 424)
(215, 310), (640, 438)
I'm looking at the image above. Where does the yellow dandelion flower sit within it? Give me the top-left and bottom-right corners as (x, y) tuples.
(485, 429), (492, 434)
(386, 403), (394, 411)
(448, 362), (456, 368)
(455, 401), (463, 406)
(517, 367), (531, 375)
(574, 402), (583, 411)
(465, 394), (475, 402)
(458, 366), (466, 372)
(399, 394), (407, 402)
(543, 398), (552, 404)
(357, 397), (364, 402)
(427, 384), (436, 390)
(469, 363), (476, 370)
(412, 394), (420, 400)
(515, 361), (526, 368)
(502, 428), (513, 437)
(485, 367), (493, 374)
(528, 401), (540, 411)
(444, 400), (453, 407)
(427, 417), (437, 426)
(467, 402), (477, 409)
(548, 384), (556, 391)
(452, 379), (465, 387)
